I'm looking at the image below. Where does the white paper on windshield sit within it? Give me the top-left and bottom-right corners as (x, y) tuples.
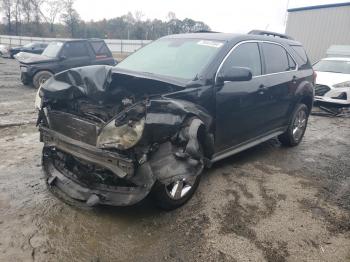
(197, 40), (223, 48)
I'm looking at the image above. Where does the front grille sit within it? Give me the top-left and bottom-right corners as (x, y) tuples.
(315, 84), (331, 96)
(48, 110), (99, 145)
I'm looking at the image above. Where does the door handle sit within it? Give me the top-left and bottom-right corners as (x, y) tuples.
(258, 84), (267, 95)
(292, 75), (297, 84)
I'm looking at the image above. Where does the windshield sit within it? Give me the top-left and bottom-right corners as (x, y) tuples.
(116, 38), (224, 80)
(42, 42), (63, 58)
(314, 60), (350, 74)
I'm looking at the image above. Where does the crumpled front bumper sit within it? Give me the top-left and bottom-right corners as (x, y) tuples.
(42, 154), (152, 206)
(314, 86), (350, 107)
(314, 95), (350, 107)
(40, 127), (154, 206)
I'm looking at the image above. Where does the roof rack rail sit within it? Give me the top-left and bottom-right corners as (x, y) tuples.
(248, 30), (294, 40)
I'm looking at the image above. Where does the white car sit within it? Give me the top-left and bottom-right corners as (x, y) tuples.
(0, 44), (9, 57)
(313, 57), (350, 107)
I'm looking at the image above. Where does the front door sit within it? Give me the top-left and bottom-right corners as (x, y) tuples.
(59, 41), (91, 70)
(215, 42), (272, 152)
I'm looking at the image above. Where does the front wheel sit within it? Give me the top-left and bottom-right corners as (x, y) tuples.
(33, 71), (53, 89)
(278, 103), (309, 147)
(20, 73), (30, 85)
(151, 175), (201, 210)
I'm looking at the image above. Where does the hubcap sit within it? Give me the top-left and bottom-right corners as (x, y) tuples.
(292, 109), (307, 142)
(165, 177), (197, 200)
(40, 77), (48, 85)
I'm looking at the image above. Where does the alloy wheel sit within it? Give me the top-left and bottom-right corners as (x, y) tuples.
(165, 177), (197, 200)
(292, 109), (307, 142)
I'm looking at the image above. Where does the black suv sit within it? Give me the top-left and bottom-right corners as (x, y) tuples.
(18, 39), (116, 88)
(36, 31), (314, 210)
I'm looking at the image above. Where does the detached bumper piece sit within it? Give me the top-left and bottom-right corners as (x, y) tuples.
(314, 96), (350, 108)
(41, 128), (153, 207)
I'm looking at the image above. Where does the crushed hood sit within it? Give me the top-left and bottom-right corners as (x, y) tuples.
(16, 52), (58, 64)
(40, 65), (186, 103)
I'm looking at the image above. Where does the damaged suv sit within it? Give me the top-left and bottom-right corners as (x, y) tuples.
(36, 31), (314, 210)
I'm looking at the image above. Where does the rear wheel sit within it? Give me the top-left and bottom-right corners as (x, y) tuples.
(152, 175), (201, 210)
(33, 70), (53, 89)
(278, 103), (309, 146)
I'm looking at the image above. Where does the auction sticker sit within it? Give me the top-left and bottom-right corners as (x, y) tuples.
(197, 40), (223, 48)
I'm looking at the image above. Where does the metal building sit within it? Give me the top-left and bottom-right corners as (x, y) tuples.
(285, 2), (350, 63)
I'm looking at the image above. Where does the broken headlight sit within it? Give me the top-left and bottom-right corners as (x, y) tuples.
(96, 118), (145, 150)
(333, 81), (350, 88)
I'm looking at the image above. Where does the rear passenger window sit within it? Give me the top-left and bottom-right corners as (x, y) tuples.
(222, 42), (262, 76)
(291, 45), (308, 64)
(63, 42), (89, 57)
(288, 54), (297, 70)
(90, 41), (110, 56)
(262, 43), (295, 74)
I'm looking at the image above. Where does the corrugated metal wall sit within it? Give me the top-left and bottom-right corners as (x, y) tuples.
(285, 6), (350, 63)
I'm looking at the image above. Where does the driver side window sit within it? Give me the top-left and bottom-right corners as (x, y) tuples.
(222, 42), (262, 76)
(62, 42), (89, 58)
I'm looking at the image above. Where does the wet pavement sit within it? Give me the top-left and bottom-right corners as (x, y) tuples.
(0, 57), (349, 262)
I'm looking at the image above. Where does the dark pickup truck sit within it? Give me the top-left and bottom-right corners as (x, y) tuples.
(17, 39), (116, 88)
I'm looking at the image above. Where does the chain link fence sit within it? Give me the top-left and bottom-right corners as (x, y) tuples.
(0, 35), (152, 54)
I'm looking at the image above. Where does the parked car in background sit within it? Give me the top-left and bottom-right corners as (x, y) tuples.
(17, 39), (116, 88)
(9, 42), (48, 58)
(313, 57), (350, 107)
(36, 30), (314, 210)
(0, 44), (9, 57)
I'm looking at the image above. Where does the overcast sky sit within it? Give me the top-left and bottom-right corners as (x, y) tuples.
(74, 0), (343, 33)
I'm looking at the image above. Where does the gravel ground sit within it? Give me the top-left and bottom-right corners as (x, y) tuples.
(0, 57), (349, 262)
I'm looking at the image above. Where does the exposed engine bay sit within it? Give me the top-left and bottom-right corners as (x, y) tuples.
(37, 65), (214, 207)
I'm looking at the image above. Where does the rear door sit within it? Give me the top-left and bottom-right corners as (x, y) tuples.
(260, 42), (298, 130)
(59, 41), (92, 70)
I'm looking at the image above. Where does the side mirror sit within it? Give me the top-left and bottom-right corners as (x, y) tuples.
(217, 66), (253, 83)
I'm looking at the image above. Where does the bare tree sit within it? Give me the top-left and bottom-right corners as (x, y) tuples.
(21, 0), (32, 24)
(1, 0), (13, 33)
(45, 0), (64, 33)
(134, 10), (144, 22)
(61, 0), (80, 37)
(12, 0), (21, 35)
(166, 11), (176, 21)
(30, 0), (46, 35)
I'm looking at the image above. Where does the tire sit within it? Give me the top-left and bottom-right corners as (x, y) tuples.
(33, 70), (53, 89)
(278, 103), (309, 147)
(20, 73), (30, 85)
(151, 174), (202, 210)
